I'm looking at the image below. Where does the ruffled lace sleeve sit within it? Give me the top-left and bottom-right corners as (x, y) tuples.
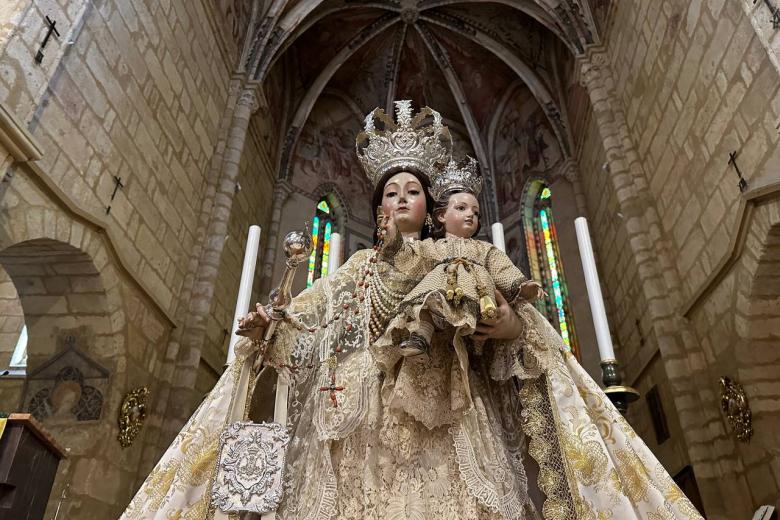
(483, 245), (528, 303)
(487, 300), (567, 382)
(235, 249), (373, 369)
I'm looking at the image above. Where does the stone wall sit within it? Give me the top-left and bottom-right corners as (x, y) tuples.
(573, 0), (780, 516)
(0, 265), (25, 408)
(2, 0), (237, 314)
(607, 0), (779, 303)
(0, 0), (250, 517)
(686, 196), (780, 513)
(202, 114), (280, 389)
(0, 166), (172, 518)
(0, 265), (24, 369)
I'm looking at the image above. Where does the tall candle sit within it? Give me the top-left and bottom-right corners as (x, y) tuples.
(491, 222), (506, 252)
(327, 232), (342, 273)
(574, 217), (616, 361)
(227, 225), (261, 365)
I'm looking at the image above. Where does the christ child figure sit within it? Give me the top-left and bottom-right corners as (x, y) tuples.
(378, 157), (544, 361)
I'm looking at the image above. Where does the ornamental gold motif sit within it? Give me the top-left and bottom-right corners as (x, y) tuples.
(430, 155), (483, 200)
(719, 376), (753, 442)
(118, 386), (150, 448)
(356, 100), (452, 186)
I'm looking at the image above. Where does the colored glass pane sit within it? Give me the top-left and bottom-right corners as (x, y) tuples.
(540, 208), (571, 350)
(540, 187), (551, 199)
(321, 221), (332, 278)
(317, 200), (330, 213)
(307, 216), (320, 287)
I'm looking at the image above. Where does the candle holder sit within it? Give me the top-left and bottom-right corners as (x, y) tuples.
(600, 358), (639, 414)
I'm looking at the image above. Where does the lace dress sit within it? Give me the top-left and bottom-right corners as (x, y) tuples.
(371, 237), (534, 397)
(120, 247), (704, 520)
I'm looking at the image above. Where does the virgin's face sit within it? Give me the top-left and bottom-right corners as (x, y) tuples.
(437, 192), (480, 238)
(381, 171), (427, 235)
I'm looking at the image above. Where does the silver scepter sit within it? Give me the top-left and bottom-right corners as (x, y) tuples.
(237, 226), (312, 371)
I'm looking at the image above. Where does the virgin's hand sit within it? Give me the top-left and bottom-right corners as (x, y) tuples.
(382, 210), (398, 243)
(473, 290), (523, 341)
(236, 303), (270, 341)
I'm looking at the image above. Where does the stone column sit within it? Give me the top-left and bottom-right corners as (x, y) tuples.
(575, 44), (745, 508)
(259, 181), (292, 296)
(138, 77), (247, 467)
(575, 46), (687, 369)
(169, 84), (261, 423)
(561, 159), (588, 216)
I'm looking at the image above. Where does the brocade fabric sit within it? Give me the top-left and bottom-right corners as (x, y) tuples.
(120, 246), (703, 520)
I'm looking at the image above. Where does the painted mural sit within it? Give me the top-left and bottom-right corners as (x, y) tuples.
(329, 25), (399, 115)
(216, 0), (253, 55)
(494, 86), (562, 219)
(432, 26), (515, 132)
(591, 0), (612, 37)
(395, 31), (461, 124)
(293, 9), (387, 89)
(291, 95), (373, 222)
(435, 5), (545, 71)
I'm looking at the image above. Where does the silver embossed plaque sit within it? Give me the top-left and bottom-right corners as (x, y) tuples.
(211, 421), (290, 514)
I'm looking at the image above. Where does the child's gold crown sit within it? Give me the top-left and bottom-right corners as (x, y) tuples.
(431, 155), (482, 200)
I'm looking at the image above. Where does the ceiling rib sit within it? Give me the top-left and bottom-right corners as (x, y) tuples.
(420, 12), (573, 158)
(257, 3), (399, 81)
(278, 14), (401, 179)
(417, 0), (576, 54)
(415, 22), (499, 223)
(384, 24), (408, 115)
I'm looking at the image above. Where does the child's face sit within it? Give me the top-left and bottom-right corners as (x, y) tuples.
(438, 192), (480, 238)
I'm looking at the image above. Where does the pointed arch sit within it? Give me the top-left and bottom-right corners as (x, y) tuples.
(277, 14), (400, 180)
(521, 178), (579, 356)
(420, 12), (573, 158)
(306, 191), (345, 287)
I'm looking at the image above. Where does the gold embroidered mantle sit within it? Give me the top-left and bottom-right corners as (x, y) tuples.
(120, 246), (703, 520)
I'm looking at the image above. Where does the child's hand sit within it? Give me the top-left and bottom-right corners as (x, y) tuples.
(384, 210), (398, 241)
(520, 281), (545, 302)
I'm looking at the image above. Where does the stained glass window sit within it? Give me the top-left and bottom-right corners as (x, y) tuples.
(307, 198), (337, 287)
(522, 183), (578, 357)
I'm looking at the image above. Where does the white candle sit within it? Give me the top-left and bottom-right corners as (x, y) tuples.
(227, 225), (262, 364)
(491, 222), (506, 252)
(574, 217), (616, 361)
(327, 232), (342, 273)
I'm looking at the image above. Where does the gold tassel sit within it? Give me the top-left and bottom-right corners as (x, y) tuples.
(480, 294), (498, 320)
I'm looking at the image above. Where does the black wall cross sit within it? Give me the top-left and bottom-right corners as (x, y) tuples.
(754, 0), (780, 29)
(728, 151), (749, 193)
(34, 16), (60, 64)
(105, 176), (124, 215)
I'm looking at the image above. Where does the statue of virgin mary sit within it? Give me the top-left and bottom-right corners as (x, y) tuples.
(120, 101), (703, 520)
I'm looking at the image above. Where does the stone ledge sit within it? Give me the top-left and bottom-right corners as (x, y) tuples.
(17, 160), (177, 328)
(681, 179), (780, 318)
(0, 102), (42, 163)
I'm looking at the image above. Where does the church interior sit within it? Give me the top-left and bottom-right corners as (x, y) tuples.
(0, 0), (779, 518)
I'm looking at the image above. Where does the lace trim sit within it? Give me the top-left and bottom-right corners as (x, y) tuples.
(519, 376), (577, 520)
(314, 441), (338, 520)
(490, 303), (563, 383)
(371, 290), (476, 430)
(450, 421), (531, 520)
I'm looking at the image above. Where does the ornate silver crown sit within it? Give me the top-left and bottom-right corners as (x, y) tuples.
(431, 155), (483, 200)
(356, 100), (452, 187)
